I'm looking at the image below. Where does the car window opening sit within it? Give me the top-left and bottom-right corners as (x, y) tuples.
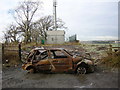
(27, 50), (48, 63)
(50, 50), (68, 59)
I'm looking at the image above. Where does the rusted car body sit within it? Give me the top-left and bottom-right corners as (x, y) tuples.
(22, 48), (94, 74)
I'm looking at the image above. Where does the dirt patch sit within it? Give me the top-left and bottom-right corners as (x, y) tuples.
(2, 65), (118, 88)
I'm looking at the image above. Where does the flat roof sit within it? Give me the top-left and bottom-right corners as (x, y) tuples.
(47, 30), (65, 35)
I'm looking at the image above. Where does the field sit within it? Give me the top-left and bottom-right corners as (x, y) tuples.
(2, 43), (119, 88)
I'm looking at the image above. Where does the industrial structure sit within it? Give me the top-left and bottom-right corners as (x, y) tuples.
(53, 0), (57, 31)
(46, 30), (65, 44)
(69, 34), (77, 42)
(46, 0), (65, 44)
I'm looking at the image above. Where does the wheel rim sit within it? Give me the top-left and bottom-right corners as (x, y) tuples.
(77, 67), (86, 74)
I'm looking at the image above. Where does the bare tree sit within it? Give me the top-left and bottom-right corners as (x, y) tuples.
(13, 0), (42, 43)
(4, 24), (21, 43)
(32, 15), (67, 40)
(5, 1), (67, 44)
(3, 32), (10, 44)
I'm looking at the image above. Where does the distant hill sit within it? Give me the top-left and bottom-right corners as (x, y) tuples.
(80, 40), (118, 44)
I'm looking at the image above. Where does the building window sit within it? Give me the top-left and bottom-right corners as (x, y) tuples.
(52, 38), (54, 41)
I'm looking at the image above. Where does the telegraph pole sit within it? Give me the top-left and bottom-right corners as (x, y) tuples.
(53, 0), (57, 31)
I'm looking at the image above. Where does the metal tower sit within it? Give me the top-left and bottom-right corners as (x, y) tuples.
(53, 0), (57, 31)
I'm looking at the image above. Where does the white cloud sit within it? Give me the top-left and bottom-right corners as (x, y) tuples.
(93, 36), (118, 40)
(78, 35), (118, 41)
(0, 0), (118, 42)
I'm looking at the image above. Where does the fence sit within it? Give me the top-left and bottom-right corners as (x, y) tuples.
(2, 44), (21, 64)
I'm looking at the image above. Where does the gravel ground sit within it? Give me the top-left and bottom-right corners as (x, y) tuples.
(2, 65), (118, 88)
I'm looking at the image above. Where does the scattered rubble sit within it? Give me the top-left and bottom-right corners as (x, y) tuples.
(21, 44), (108, 66)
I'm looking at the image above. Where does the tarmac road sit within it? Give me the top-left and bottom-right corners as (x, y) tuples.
(2, 65), (118, 88)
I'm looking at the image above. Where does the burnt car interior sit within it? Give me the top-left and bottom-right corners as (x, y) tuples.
(27, 49), (70, 63)
(27, 50), (48, 63)
(36, 50), (48, 60)
(50, 50), (68, 59)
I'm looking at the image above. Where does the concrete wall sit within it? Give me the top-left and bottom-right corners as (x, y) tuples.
(46, 30), (65, 44)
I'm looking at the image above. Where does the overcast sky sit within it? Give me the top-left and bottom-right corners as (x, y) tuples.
(0, 0), (119, 42)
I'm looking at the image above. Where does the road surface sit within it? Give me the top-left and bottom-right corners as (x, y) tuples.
(2, 65), (118, 88)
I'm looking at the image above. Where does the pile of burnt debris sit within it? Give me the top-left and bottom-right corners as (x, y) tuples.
(21, 44), (108, 65)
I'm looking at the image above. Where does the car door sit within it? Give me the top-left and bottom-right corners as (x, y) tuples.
(49, 50), (73, 72)
(35, 50), (51, 72)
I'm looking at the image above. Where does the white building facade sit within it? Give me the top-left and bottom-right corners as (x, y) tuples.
(46, 30), (65, 44)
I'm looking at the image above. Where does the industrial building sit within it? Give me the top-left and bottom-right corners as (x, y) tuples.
(46, 30), (65, 44)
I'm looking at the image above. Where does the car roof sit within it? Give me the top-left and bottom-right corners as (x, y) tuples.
(32, 47), (65, 51)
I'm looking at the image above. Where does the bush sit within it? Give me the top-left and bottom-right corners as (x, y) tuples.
(102, 51), (120, 68)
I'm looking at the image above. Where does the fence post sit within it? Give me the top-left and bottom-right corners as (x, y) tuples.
(109, 44), (112, 52)
(19, 44), (21, 61)
(2, 44), (4, 62)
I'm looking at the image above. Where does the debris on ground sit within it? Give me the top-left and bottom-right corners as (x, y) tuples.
(21, 44), (108, 66)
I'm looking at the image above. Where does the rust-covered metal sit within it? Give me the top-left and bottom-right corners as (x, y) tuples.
(22, 48), (94, 74)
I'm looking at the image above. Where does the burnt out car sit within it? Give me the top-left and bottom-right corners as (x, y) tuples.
(22, 48), (94, 74)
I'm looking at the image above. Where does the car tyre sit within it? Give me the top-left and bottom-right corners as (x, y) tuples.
(76, 66), (86, 74)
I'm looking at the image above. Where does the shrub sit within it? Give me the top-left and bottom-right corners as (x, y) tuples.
(102, 51), (120, 68)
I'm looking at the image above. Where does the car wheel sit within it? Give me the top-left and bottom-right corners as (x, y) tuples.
(76, 66), (86, 74)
